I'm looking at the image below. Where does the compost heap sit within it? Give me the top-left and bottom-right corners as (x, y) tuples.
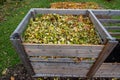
(50, 2), (101, 9)
(24, 14), (100, 45)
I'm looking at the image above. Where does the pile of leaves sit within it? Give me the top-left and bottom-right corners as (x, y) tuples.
(50, 2), (101, 9)
(24, 14), (100, 45)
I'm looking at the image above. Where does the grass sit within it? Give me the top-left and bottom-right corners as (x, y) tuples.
(0, 0), (120, 76)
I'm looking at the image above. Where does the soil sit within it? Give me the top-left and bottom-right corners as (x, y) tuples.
(0, 64), (33, 80)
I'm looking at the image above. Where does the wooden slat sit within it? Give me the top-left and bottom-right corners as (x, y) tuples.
(109, 32), (120, 36)
(23, 43), (104, 57)
(105, 26), (120, 30)
(87, 41), (118, 78)
(33, 73), (86, 77)
(94, 63), (120, 77)
(34, 69), (87, 76)
(99, 19), (120, 24)
(31, 61), (92, 77)
(33, 8), (87, 15)
(30, 57), (95, 63)
(95, 74), (120, 78)
(26, 48), (102, 58)
(92, 10), (120, 16)
(23, 43), (104, 49)
(31, 62), (92, 69)
(88, 10), (114, 43)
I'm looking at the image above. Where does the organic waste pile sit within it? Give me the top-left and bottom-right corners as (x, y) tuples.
(50, 2), (101, 9)
(24, 14), (100, 45)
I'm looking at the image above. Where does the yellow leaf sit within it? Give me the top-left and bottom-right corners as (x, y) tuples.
(2, 68), (7, 75)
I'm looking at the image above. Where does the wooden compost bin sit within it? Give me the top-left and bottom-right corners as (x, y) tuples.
(92, 10), (120, 78)
(10, 9), (118, 78)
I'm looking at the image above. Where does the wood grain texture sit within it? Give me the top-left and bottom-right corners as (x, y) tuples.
(23, 43), (104, 49)
(92, 10), (120, 16)
(33, 73), (86, 77)
(105, 26), (120, 30)
(99, 19), (120, 24)
(31, 61), (93, 77)
(94, 63), (120, 77)
(33, 8), (87, 15)
(26, 48), (102, 58)
(109, 32), (120, 37)
(23, 43), (104, 57)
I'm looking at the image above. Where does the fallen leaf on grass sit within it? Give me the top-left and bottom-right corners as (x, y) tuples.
(2, 68), (7, 75)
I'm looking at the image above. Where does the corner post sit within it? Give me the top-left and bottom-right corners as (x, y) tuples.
(10, 33), (35, 76)
(87, 40), (118, 78)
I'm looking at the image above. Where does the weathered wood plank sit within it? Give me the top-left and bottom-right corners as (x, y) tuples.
(92, 10), (120, 16)
(34, 69), (88, 75)
(33, 73), (86, 77)
(31, 61), (92, 77)
(23, 43), (104, 57)
(88, 10), (114, 43)
(30, 57), (95, 63)
(97, 63), (119, 70)
(109, 32), (120, 36)
(105, 26), (120, 30)
(26, 48), (102, 58)
(33, 8), (87, 15)
(95, 74), (120, 78)
(99, 19), (120, 24)
(94, 63), (120, 78)
(87, 41), (118, 78)
(23, 43), (104, 49)
(31, 62), (92, 69)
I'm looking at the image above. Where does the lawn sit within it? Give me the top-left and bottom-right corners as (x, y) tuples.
(0, 0), (120, 76)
